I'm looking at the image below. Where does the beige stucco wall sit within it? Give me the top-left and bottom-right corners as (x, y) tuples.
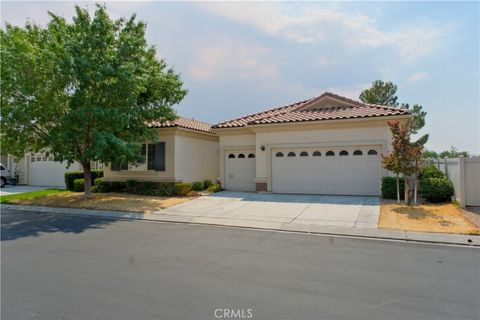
(103, 132), (176, 182)
(103, 128), (219, 183)
(215, 117), (409, 191)
(174, 132), (219, 182)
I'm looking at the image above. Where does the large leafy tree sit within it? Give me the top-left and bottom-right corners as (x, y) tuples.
(1, 4), (187, 197)
(359, 80), (427, 136)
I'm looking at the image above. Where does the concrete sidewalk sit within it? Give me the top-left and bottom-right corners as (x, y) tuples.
(2, 203), (479, 246)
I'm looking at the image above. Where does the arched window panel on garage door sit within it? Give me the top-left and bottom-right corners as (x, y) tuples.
(275, 152), (284, 157)
(228, 153), (235, 159)
(326, 151), (335, 156)
(248, 153), (255, 158)
(353, 150), (363, 156)
(287, 152), (296, 157)
(368, 149), (378, 155)
(339, 150), (349, 156)
(300, 151), (308, 157)
(238, 153), (245, 158)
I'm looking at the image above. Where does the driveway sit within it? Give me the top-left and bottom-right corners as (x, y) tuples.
(157, 191), (380, 229)
(0, 185), (56, 196)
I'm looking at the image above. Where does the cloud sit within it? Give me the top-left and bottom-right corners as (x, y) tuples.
(408, 71), (430, 83)
(201, 3), (448, 62)
(326, 83), (371, 100)
(187, 37), (278, 81)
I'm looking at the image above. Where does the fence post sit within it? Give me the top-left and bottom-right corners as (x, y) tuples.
(436, 157), (440, 170)
(444, 157), (448, 175)
(458, 155), (466, 208)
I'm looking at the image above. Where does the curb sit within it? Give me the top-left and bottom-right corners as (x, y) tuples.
(2, 204), (479, 247)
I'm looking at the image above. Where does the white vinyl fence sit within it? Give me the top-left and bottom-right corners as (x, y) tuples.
(424, 156), (480, 208)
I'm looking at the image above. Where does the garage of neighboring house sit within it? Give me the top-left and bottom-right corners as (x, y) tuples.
(28, 154), (82, 187)
(213, 92), (412, 196)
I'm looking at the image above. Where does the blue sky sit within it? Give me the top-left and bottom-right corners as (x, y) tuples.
(2, 1), (479, 154)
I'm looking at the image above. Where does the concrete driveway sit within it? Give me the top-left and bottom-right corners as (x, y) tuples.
(157, 191), (380, 229)
(0, 185), (56, 196)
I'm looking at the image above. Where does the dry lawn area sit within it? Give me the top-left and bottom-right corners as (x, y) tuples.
(7, 192), (192, 214)
(379, 200), (480, 235)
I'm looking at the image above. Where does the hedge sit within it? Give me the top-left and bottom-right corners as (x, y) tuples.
(192, 181), (205, 191)
(419, 165), (445, 180)
(174, 182), (192, 196)
(73, 178), (84, 192)
(65, 170), (103, 191)
(207, 184), (221, 193)
(381, 177), (405, 199)
(420, 177), (454, 203)
(203, 179), (213, 189)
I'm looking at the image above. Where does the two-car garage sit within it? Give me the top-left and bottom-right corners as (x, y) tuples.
(271, 146), (381, 196)
(224, 145), (382, 196)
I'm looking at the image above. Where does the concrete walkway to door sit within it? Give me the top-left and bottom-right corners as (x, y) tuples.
(156, 191), (380, 229)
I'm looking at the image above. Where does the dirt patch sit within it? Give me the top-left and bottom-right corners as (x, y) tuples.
(379, 200), (480, 235)
(7, 192), (193, 214)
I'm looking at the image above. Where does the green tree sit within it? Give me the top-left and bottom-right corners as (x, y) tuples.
(422, 150), (439, 159)
(1, 4), (187, 197)
(359, 80), (427, 136)
(359, 80), (398, 107)
(439, 146), (470, 158)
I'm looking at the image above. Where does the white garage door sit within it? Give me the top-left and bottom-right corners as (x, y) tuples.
(29, 155), (80, 187)
(225, 151), (256, 192)
(272, 146), (381, 196)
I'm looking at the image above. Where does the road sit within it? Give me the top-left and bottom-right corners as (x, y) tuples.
(1, 209), (479, 320)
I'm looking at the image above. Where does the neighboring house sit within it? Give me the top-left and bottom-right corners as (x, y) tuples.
(103, 117), (219, 184)
(212, 92), (412, 196)
(2, 153), (99, 187)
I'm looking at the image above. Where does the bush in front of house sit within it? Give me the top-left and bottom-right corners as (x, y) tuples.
(174, 182), (192, 196)
(381, 177), (405, 199)
(203, 179), (213, 189)
(73, 178), (85, 192)
(65, 170), (103, 191)
(157, 182), (176, 196)
(125, 179), (138, 193)
(419, 177), (454, 203)
(419, 165), (445, 180)
(192, 181), (205, 191)
(92, 178), (111, 193)
(207, 184), (221, 193)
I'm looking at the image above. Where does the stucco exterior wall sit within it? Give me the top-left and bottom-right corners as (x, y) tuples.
(174, 132), (219, 182)
(215, 118), (402, 191)
(103, 133), (177, 182)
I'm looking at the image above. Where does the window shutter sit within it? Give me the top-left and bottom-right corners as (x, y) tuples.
(111, 161), (120, 171)
(154, 142), (166, 171)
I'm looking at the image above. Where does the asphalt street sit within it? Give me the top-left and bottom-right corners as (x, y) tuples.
(1, 209), (479, 320)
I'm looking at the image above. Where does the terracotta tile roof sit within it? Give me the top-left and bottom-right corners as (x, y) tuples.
(213, 92), (411, 128)
(149, 116), (214, 134)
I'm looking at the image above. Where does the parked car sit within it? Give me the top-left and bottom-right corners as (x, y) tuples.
(1, 163), (11, 188)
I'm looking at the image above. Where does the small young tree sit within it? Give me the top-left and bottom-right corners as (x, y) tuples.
(1, 5), (187, 197)
(383, 121), (417, 205)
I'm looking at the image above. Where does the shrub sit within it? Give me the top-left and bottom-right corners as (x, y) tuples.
(65, 170), (103, 191)
(203, 179), (213, 189)
(207, 184), (221, 193)
(157, 182), (175, 196)
(192, 181), (205, 191)
(420, 177), (454, 203)
(110, 181), (125, 192)
(126, 180), (138, 193)
(381, 177), (405, 199)
(175, 182), (192, 196)
(92, 178), (111, 193)
(73, 178), (84, 192)
(419, 165), (444, 180)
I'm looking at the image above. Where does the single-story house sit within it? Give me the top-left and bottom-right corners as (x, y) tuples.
(212, 92), (412, 196)
(102, 117), (219, 184)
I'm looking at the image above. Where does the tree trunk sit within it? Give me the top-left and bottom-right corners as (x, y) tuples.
(404, 176), (410, 205)
(396, 173), (400, 204)
(83, 162), (92, 198)
(414, 175), (418, 205)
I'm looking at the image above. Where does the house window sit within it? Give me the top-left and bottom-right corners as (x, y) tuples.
(368, 149), (378, 155)
(31, 157), (35, 162)
(326, 151), (335, 156)
(339, 150), (349, 156)
(248, 153), (255, 158)
(147, 144), (156, 170)
(111, 142), (165, 172)
(300, 151), (308, 157)
(228, 154), (235, 159)
(353, 150), (363, 156)
(313, 151), (321, 157)
(275, 152), (284, 157)
(287, 152), (296, 157)
(37, 157), (42, 161)
(238, 153), (245, 158)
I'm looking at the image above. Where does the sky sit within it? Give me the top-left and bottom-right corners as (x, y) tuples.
(1, 1), (479, 154)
